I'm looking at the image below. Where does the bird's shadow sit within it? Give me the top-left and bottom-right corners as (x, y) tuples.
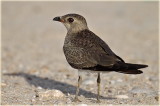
(4, 72), (116, 100)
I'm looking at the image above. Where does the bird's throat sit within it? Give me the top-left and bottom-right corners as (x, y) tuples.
(68, 25), (89, 35)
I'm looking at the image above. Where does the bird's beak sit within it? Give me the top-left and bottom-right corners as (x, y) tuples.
(53, 16), (64, 23)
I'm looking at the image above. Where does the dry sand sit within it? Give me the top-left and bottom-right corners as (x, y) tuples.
(1, 1), (159, 105)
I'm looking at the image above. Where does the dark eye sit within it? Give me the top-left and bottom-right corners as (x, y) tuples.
(67, 18), (74, 23)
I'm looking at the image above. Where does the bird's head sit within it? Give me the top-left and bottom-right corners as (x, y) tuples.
(53, 13), (88, 33)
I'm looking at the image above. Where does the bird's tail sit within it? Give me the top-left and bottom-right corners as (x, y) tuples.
(115, 63), (148, 74)
(125, 63), (148, 70)
(115, 69), (143, 74)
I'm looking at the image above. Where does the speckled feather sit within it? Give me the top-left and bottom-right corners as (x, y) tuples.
(63, 29), (118, 69)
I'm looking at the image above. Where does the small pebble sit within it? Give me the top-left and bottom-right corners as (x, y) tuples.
(130, 75), (136, 79)
(117, 79), (123, 82)
(115, 95), (129, 99)
(66, 74), (71, 78)
(38, 89), (65, 100)
(18, 64), (24, 69)
(41, 66), (49, 72)
(67, 93), (70, 96)
(31, 98), (36, 102)
(110, 80), (115, 84)
(2, 70), (7, 73)
(28, 69), (36, 73)
(66, 98), (72, 104)
(1, 83), (7, 87)
(108, 89), (112, 93)
(32, 95), (36, 98)
(129, 87), (154, 94)
(77, 104), (88, 106)
(37, 86), (43, 90)
(155, 96), (159, 101)
(147, 91), (158, 97)
(149, 77), (158, 81)
(83, 78), (94, 85)
(119, 101), (124, 104)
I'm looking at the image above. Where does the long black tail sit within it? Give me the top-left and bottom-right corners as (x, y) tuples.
(115, 63), (148, 74)
(125, 63), (148, 70)
(83, 62), (148, 74)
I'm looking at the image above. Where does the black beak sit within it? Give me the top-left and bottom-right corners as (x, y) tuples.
(53, 17), (61, 21)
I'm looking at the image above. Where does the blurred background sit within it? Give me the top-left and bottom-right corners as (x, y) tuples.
(2, 1), (159, 105)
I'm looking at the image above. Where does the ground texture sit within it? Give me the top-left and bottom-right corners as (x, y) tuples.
(1, 1), (159, 105)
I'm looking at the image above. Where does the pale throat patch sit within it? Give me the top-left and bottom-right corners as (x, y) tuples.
(63, 19), (88, 33)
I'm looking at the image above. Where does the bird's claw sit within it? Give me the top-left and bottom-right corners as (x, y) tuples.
(96, 99), (101, 103)
(73, 97), (81, 102)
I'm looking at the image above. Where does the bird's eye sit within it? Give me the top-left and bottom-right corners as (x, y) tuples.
(67, 18), (74, 23)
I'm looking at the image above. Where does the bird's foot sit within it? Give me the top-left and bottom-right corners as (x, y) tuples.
(96, 97), (101, 103)
(73, 97), (81, 102)
(96, 99), (101, 103)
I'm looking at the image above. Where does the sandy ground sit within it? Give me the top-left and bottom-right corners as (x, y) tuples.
(1, 1), (159, 105)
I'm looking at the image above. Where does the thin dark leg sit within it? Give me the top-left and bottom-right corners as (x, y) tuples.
(97, 72), (101, 102)
(73, 75), (82, 102)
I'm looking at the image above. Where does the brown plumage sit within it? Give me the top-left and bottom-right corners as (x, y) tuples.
(53, 13), (148, 102)
(63, 29), (147, 74)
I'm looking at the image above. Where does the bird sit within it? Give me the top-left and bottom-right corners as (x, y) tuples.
(53, 13), (148, 102)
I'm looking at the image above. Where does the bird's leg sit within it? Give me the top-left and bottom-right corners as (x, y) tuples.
(97, 72), (101, 103)
(73, 75), (82, 102)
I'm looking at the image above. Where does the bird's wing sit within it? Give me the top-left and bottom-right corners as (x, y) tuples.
(64, 29), (123, 69)
(94, 32), (125, 62)
(63, 46), (116, 69)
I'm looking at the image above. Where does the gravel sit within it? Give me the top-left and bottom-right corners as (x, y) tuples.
(37, 89), (65, 100)
(129, 87), (155, 94)
(115, 95), (129, 99)
(2, 1), (159, 105)
(82, 78), (95, 85)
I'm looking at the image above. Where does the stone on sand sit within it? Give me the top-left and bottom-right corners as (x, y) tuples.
(115, 95), (129, 99)
(38, 89), (65, 100)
